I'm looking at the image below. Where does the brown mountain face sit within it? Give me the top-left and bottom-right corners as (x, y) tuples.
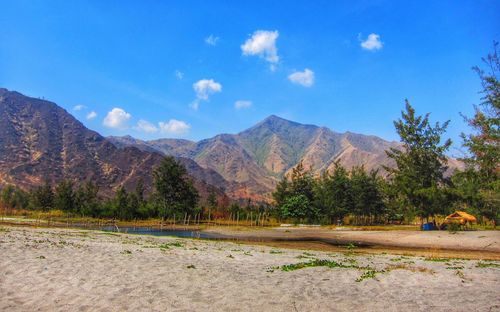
(110, 115), (464, 201)
(109, 115), (409, 201)
(0, 88), (230, 202)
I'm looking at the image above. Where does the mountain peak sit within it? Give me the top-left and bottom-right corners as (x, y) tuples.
(255, 114), (310, 130)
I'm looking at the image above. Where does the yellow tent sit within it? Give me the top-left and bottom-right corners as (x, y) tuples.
(443, 211), (477, 225)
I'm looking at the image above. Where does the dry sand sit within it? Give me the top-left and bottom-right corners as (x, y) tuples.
(1, 226), (499, 312)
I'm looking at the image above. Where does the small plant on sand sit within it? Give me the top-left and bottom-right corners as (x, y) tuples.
(278, 259), (354, 272)
(270, 250), (283, 254)
(476, 261), (500, 268)
(424, 257), (449, 262)
(455, 270), (466, 281)
(227, 254), (234, 258)
(356, 269), (384, 282)
(390, 256), (410, 262)
(36, 255), (46, 259)
(187, 264), (196, 269)
(346, 243), (357, 251)
(158, 242), (184, 249)
(343, 258), (358, 265)
(121, 249), (132, 254)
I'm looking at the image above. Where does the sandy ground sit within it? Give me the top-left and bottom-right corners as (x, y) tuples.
(1, 226), (499, 312)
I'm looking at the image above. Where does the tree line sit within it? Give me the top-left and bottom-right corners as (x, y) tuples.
(0, 156), (200, 221)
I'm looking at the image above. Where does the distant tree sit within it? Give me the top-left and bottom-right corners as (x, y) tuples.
(1, 185), (30, 210)
(31, 182), (54, 211)
(350, 167), (385, 224)
(280, 194), (319, 223)
(379, 178), (406, 223)
(313, 172), (334, 222)
(273, 161), (316, 221)
(272, 176), (291, 209)
(0, 185), (15, 208)
(328, 162), (353, 223)
(313, 162), (352, 224)
(208, 188), (218, 208)
(75, 182), (100, 217)
(289, 161), (315, 201)
(385, 101), (452, 222)
(54, 180), (75, 212)
(114, 186), (133, 220)
(153, 156), (199, 218)
(135, 178), (145, 204)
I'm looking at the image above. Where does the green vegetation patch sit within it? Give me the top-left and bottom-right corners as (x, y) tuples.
(476, 261), (500, 268)
(158, 241), (184, 249)
(356, 269), (385, 282)
(424, 257), (449, 262)
(278, 259), (355, 272)
(270, 250), (283, 254)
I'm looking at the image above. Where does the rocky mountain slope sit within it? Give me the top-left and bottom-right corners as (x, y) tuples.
(109, 116), (410, 200)
(0, 88), (230, 201)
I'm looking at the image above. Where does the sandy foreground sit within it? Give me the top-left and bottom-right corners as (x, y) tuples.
(1, 226), (499, 312)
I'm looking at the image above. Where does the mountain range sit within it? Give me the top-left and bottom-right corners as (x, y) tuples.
(109, 115), (407, 201)
(1, 88), (462, 202)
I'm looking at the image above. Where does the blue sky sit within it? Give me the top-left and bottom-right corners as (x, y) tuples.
(1, 1), (499, 155)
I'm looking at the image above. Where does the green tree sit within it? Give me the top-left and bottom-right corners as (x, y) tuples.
(272, 176), (291, 209)
(75, 182), (100, 217)
(313, 162), (352, 224)
(208, 188), (217, 208)
(385, 101), (452, 222)
(281, 194), (319, 223)
(458, 43), (500, 226)
(114, 186), (132, 220)
(0, 185), (15, 208)
(273, 161), (316, 222)
(350, 167), (385, 225)
(54, 180), (75, 212)
(31, 182), (54, 211)
(289, 161), (315, 201)
(1, 185), (29, 210)
(153, 156), (199, 218)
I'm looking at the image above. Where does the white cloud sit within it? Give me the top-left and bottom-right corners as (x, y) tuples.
(103, 108), (131, 129)
(241, 30), (279, 69)
(73, 105), (86, 111)
(360, 33), (383, 51)
(191, 79), (222, 110)
(86, 111), (97, 120)
(159, 119), (190, 135)
(175, 70), (184, 80)
(134, 119), (158, 133)
(288, 68), (315, 87)
(205, 34), (219, 46)
(193, 79), (222, 100)
(234, 100), (252, 109)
